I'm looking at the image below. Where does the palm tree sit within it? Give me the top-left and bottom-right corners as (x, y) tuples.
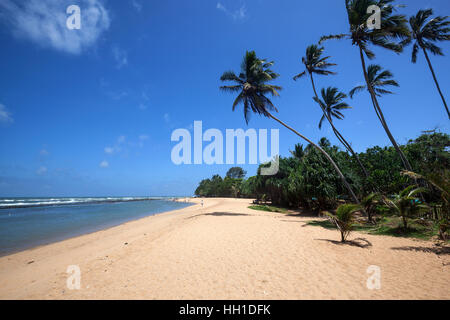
(405, 9), (450, 119)
(220, 51), (360, 204)
(294, 45), (369, 177)
(349, 64), (399, 124)
(383, 185), (429, 229)
(350, 64), (399, 98)
(360, 192), (380, 223)
(320, 0), (413, 171)
(325, 203), (361, 242)
(315, 88), (351, 130)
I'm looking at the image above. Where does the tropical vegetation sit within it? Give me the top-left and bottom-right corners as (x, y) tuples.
(195, 0), (449, 242)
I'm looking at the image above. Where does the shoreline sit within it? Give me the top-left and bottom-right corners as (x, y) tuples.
(0, 198), (194, 257)
(0, 198), (448, 300)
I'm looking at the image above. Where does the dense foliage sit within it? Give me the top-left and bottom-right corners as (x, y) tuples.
(195, 132), (449, 214)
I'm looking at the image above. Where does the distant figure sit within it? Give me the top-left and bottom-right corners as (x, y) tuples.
(201, 200), (203, 207)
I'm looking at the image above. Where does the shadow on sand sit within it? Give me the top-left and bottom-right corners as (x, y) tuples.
(316, 237), (373, 249)
(390, 245), (450, 255)
(187, 212), (250, 219)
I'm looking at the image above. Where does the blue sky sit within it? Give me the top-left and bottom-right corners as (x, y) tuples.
(0, 0), (448, 197)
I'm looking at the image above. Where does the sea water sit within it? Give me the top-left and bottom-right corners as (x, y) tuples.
(0, 197), (192, 256)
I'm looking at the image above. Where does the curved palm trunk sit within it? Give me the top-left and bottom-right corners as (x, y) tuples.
(267, 112), (360, 204)
(421, 46), (450, 119)
(309, 74), (370, 178)
(358, 46), (413, 171)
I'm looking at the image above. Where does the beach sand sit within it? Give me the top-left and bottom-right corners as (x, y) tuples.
(0, 198), (448, 300)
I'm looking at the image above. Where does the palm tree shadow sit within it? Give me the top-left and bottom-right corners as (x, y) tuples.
(391, 246), (450, 256)
(316, 237), (373, 249)
(187, 212), (250, 219)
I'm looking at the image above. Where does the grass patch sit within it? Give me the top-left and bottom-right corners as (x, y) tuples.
(306, 215), (443, 241)
(248, 204), (289, 213)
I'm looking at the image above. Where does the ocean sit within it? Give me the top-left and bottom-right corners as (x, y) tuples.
(0, 197), (193, 256)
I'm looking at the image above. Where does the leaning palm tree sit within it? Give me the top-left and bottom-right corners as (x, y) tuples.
(349, 64), (399, 98)
(294, 45), (369, 177)
(220, 51), (359, 204)
(314, 88), (371, 177)
(405, 9), (450, 119)
(349, 64), (399, 124)
(320, 0), (413, 171)
(316, 88), (351, 130)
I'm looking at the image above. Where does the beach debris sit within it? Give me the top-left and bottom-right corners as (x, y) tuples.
(124, 242), (128, 245)
(27, 260), (35, 264)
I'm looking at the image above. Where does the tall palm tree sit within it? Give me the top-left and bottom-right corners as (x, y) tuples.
(220, 51), (360, 204)
(349, 64), (399, 98)
(320, 0), (413, 171)
(349, 64), (399, 123)
(294, 45), (369, 178)
(405, 9), (450, 119)
(316, 88), (351, 130)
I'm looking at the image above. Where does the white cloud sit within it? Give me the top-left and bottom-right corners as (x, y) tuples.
(138, 103), (148, 110)
(0, 0), (110, 54)
(112, 46), (128, 69)
(37, 166), (48, 175)
(131, 0), (142, 12)
(40, 149), (49, 156)
(117, 135), (126, 144)
(104, 147), (114, 154)
(99, 160), (109, 168)
(104, 135), (127, 155)
(0, 104), (13, 123)
(139, 135), (149, 141)
(216, 2), (246, 20)
(164, 113), (170, 123)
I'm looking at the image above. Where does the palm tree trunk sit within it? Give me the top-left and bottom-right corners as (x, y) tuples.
(358, 46), (413, 171)
(309, 74), (370, 178)
(421, 46), (450, 119)
(267, 112), (360, 204)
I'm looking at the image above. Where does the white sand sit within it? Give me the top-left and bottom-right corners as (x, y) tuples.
(0, 198), (448, 299)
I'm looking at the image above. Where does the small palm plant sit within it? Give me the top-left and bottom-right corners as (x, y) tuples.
(325, 204), (361, 242)
(405, 9), (450, 119)
(361, 192), (380, 223)
(383, 185), (429, 230)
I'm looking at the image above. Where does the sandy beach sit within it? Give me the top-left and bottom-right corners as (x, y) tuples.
(0, 198), (448, 300)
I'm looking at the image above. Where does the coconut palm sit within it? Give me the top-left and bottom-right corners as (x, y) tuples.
(320, 0), (413, 171)
(383, 185), (429, 229)
(349, 64), (399, 124)
(294, 45), (369, 178)
(349, 64), (399, 99)
(220, 51), (360, 204)
(325, 203), (361, 242)
(405, 9), (450, 119)
(315, 87), (352, 130)
(360, 192), (380, 223)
